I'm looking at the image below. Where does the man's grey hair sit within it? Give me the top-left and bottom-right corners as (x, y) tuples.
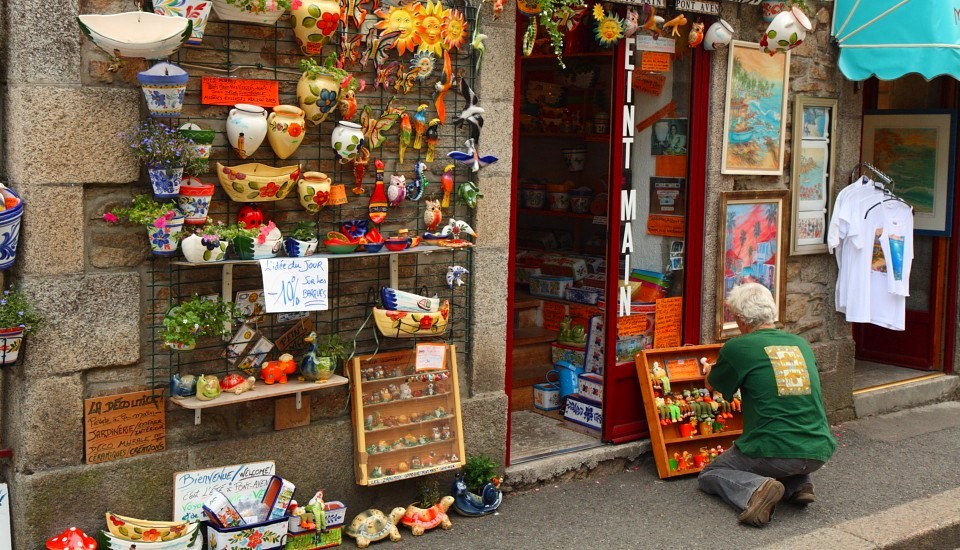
(726, 283), (777, 329)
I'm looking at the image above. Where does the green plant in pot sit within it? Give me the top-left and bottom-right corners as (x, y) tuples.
(103, 194), (184, 256)
(299, 332), (347, 381)
(121, 120), (201, 199)
(0, 286), (44, 365)
(452, 453), (504, 516)
(160, 295), (240, 351)
(284, 220), (319, 257)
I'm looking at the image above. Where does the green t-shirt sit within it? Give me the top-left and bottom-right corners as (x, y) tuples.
(708, 329), (836, 462)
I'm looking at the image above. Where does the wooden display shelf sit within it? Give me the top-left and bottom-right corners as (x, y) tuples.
(365, 437), (455, 458)
(170, 375), (348, 425)
(514, 290), (604, 311)
(356, 368), (450, 385)
(523, 51), (613, 60)
(360, 391), (450, 410)
(637, 344), (744, 479)
(513, 326), (558, 346)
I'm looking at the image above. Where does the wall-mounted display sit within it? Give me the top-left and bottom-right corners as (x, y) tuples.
(790, 96), (837, 255)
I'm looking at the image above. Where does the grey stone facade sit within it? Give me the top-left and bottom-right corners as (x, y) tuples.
(0, 0), (856, 546)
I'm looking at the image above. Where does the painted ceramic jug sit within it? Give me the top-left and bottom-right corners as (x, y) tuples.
(267, 105), (306, 160)
(227, 103), (268, 159)
(291, 0), (341, 55)
(298, 171), (333, 212)
(331, 121), (365, 162)
(298, 71), (340, 125)
(761, 7), (811, 55)
(703, 19), (734, 50)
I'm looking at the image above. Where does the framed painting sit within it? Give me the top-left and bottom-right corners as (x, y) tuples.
(716, 190), (788, 340)
(862, 110), (957, 236)
(790, 96), (837, 255)
(720, 41), (791, 175)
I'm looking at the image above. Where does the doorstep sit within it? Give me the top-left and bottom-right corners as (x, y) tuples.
(853, 373), (959, 418)
(504, 438), (650, 491)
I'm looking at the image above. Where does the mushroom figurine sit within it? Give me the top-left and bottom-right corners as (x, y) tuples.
(46, 527), (97, 550)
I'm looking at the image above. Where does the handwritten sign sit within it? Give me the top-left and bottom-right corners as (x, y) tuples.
(635, 34), (675, 53)
(654, 297), (683, 348)
(647, 215), (685, 237)
(641, 52), (672, 72)
(260, 258), (329, 313)
(568, 304), (601, 328)
(174, 462), (276, 521)
(415, 343), (447, 371)
(617, 313), (650, 337)
(201, 76), (279, 108)
(541, 301), (567, 331)
(633, 72), (666, 96)
(84, 390), (166, 465)
(666, 357), (700, 379)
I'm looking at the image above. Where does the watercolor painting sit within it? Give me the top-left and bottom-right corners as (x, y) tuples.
(796, 211), (826, 246)
(802, 106), (830, 139)
(797, 140), (828, 211)
(721, 41), (790, 175)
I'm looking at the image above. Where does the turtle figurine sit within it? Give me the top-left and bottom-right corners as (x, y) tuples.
(345, 507), (405, 548)
(401, 496), (454, 535)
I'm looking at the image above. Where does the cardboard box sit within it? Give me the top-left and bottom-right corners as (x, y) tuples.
(529, 275), (575, 299)
(577, 373), (603, 403)
(563, 394), (602, 431)
(284, 527), (342, 550)
(533, 383), (561, 411)
(206, 516), (289, 549)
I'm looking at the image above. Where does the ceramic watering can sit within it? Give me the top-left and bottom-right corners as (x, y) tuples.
(546, 360), (584, 398)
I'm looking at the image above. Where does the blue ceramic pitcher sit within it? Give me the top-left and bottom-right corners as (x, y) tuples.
(546, 360), (584, 398)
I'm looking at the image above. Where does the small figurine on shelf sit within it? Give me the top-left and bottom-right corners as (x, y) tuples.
(399, 383), (413, 399)
(664, 395), (682, 423)
(260, 361), (288, 385)
(432, 427), (441, 440)
(731, 389), (742, 412)
(423, 199), (443, 233)
(170, 373), (197, 398)
(371, 466), (383, 478)
(426, 382), (436, 396)
(442, 424), (451, 439)
(196, 374), (222, 401)
(651, 361), (670, 393)
(220, 373), (256, 395)
(673, 451), (687, 472)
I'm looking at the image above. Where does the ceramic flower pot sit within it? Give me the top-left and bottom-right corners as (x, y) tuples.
(232, 233), (282, 260)
(0, 187), (24, 270)
(593, 112), (610, 134)
(331, 121), (364, 162)
(181, 233), (228, 263)
(148, 213), (185, 256)
(148, 165), (184, 199)
(290, 0), (341, 55)
(298, 72), (340, 125)
(177, 177), (215, 225)
(137, 62), (189, 118)
(297, 171), (332, 212)
(178, 123), (215, 160)
(703, 19), (734, 50)
(0, 327), (24, 365)
(760, 0), (787, 22)
(152, 0), (213, 45)
(211, 0), (285, 25)
(521, 183), (546, 209)
(283, 237), (318, 257)
(227, 103), (268, 159)
(76, 12), (193, 59)
(267, 105), (306, 160)
(761, 7), (811, 55)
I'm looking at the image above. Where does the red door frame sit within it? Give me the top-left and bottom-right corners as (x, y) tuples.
(683, 46), (710, 345)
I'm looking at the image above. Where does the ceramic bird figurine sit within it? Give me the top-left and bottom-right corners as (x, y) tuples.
(425, 118), (442, 162)
(299, 332), (321, 381)
(440, 164), (454, 207)
(399, 112), (412, 164)
(387, 173), (407, 206)
(623, 7), (639, 38)
(446, 265), (469, 288)
(407, 161), (428, 201)
(453, 78), (484, 145)
(433, 50), (453, 123)
(662, 14), (687, 37)
(412, 104), (428, 149)
(447, 138), (498, 173)
(688, 21), (704, 48)
(423, 199), (442, 232)
(437, 218), (477, 240)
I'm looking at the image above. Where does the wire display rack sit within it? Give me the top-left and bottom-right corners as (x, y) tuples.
(145, 4), (479, 397)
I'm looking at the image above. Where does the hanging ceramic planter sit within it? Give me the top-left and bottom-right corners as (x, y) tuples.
(283, 237), (318, 257)
(137, 62), (189, 118)
(331, 121), (364, 162)
(297, 72), (340, 125)
(761, 6), (811, 55)
(148, 213), (185, 256)
(0, 327), (23, 365)
(0, 185), (24, 271)
(152, 0), (214, 45)
(210, 0), (286, 25)
(148, 165), (184, 199)
(760, 0), (787, 22)
(177, 177), (215, 225)
(76, 12), (192, 59)
(178, 123), (215, 160)
(181, 233), (228, 263)
(290, 0), (341, 55)
(267, 105), (306, 159)
(227, 104), (268, 159)
(703, 19), (734, 50)
(232, 228), (283, 260)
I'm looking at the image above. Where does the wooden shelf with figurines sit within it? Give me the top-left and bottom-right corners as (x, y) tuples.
(636, 344), (743, 479)
(350, 345), (466, 486)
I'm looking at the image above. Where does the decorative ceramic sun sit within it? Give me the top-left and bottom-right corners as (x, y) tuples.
(594, 9), (624, 47)
(417, 0), (448, 56)
(411, 50), (436, 80)
(441, 8), (468, 51)
(375, 2), (423, 55)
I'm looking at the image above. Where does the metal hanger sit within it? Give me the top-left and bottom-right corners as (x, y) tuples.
(850, 162), (894, 188)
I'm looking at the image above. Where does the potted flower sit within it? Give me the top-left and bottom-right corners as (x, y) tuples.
(283, 220), (318, 257)
(452, 453), (503, 516)
(297, 53), (350, 125)
(0, 286), (43, 365)
(160, 295), (240, 351)
(180, 219), (232, 263)
(177, 152), (214, 226)
(211, 0), (291, 26)
(103, 194), (185, 256)
(299, 332), (346, 381)
(232, 221), (283, 260)
(122, 120), (201, 199)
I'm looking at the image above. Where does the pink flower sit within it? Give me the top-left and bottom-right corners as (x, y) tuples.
(103, 212), (119, 223)
(256, 221), (277, 245)
(153, 210), (176, 228)
(290, 0), (302, 9)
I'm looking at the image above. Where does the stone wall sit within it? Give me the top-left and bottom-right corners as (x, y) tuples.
(701, 2), (858, 423)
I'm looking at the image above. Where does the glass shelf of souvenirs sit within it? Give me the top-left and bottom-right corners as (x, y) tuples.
(357, 364), (451, 384)
(366, 451), (462, 484)
(364, 408), (457, 433)
(364, 430), (457, 457)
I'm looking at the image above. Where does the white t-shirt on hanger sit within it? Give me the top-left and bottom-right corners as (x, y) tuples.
(829, 179), (883, 313)
(878, 202), (914, 297)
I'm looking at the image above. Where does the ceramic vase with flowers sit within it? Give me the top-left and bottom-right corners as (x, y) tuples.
(297, 54), (349, 125)
(160, 295), (239, 351)
(0, 286), (44, 365)
(0, 184), (24, 271)
(177, 148), (213, 225)
(211, 0), (290, 25)
(233, 221), (283, 260)
(182, 220), (231, 263)
(290, 0), (341, 55)
(123, 121), (200, 199)
(103, 194), (185, 256)
(178, 123), (216, 161)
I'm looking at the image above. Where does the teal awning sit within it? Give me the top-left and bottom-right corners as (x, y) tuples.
(832, 0), (960, 81)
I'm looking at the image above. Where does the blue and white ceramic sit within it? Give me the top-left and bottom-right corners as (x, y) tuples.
(283, 237), (317, 258)
(148, 165), (184, 199)
(380, 287), (440, 312)
(138, 62), (189, 117)
(0, 186), (24, 270)
(148, 214), (185, 256)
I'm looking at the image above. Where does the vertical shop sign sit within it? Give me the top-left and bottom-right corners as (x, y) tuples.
(620, 36), (638, 317)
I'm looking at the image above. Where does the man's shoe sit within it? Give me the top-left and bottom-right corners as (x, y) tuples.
(738, 479), (785, 527)
(788, 483), (815, 505)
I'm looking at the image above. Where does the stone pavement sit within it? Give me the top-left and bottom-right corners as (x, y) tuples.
(386, 401), (960, 549)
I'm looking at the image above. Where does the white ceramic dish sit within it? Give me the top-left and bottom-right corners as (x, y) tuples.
(77, 12), (192, 59)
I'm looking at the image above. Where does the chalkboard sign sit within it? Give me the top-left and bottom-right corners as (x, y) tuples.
(173, 461), (276, 521)
(84, 390), (166, 464)
(260, 258), (329, 313)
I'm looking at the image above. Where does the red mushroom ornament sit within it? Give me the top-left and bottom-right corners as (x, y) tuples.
(46, 527), (97, 550)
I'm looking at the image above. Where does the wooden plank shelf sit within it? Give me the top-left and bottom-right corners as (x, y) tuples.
(517, 208), (597, 220)
(365, 437), (456, 458)
(664, 429), (743, 445)
(514, 326), (558, 346)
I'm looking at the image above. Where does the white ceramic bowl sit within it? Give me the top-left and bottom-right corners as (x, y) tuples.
(101, 523), (200, 550)
(77, 12), (192, 59)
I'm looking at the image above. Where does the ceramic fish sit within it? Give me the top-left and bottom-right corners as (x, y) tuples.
(412, 104), (429, 149)
(387, 173), (407, 206)
(440, 164), (454, 207)
(425, 118), (441, 162)
(399, 112), (412, 164)
(662, 14), (687, 37)
(423, 198), (442, 232)
(447, 138), (498, 173)
(446, 266), (469, 288)
(688, 21), (704, 48)
(407, 161), (428, 201)
(453, 78), (484, 144)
